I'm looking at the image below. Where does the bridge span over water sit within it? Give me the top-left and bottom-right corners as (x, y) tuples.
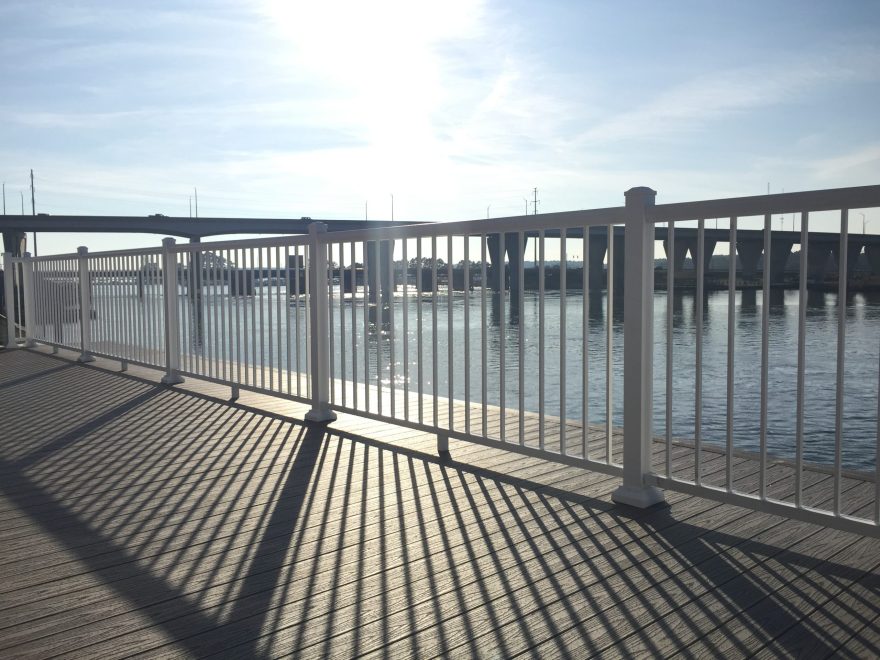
(3, 205), (880, 290)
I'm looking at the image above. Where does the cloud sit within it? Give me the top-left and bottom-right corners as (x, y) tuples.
(575, 46), (880, 146)
(809, 143), (880, 181)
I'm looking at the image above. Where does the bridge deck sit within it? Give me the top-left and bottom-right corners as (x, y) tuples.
(0, 348), (878, 658)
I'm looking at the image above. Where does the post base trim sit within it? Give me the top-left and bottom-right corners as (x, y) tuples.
(611, 484), (666, 508)
(305, 408), (337, 423)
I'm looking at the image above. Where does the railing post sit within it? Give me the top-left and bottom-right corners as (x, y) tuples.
(21, 252), (37, 348)
(160, 237), (185, 385)
(305, 222), (337, 423)
(612, 187), (666, 508)
(3, 252), (17, 348)
(76, 246), (96, 362)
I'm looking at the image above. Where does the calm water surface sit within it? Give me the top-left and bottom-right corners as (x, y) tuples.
(319, 287), (880, 470)
(96, 282), (879, 470)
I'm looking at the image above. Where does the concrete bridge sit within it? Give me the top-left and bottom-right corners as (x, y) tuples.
(0, 214), (409, 256)
(3, 214), (880, 295)
(487, 225), (880, 293)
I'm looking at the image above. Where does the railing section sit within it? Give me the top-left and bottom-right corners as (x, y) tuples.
(167, 234), (313, 403)
(321, 208), (627, 476)
(83, 247), (165, 368)
(29, 252), (83, 353)
(3, 184), (879, 537)
(650, 186), (880, 535)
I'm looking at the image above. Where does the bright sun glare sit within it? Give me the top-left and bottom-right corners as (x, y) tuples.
(257, 0), (485, 187)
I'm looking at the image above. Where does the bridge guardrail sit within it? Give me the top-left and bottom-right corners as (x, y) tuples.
(3, 184), (878, 536)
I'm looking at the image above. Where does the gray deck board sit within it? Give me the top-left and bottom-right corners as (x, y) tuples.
(0, 347), (877, 659)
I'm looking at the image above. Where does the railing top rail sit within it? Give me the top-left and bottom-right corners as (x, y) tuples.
(83, 247), (163, 259)
(169, 233), (311, 253)
(26, 252), (80, 261)
(319, 206), (627, 245)
(24, 247), (161, 261)
(651, 184), (880, 223)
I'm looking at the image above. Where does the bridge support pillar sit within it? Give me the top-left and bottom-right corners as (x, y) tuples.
(830, 240), (865, 282)
(2, 231), (26, 258)
(770, 238), (794, 284)
(612, 232), (626, 294)
(662, 238), (690, 273)
(186, 238), (205, 349)
(365, 241), (380, 303)
(588, 232), (607, 290)
(364, 240), (393, 323)
(736, 239), (763, 279)
(865, 244), (880, 276)
(504, 232), (523, 297)
(807, 241), (832, 284)
(379, 239), (393, 308)
(692, 238), (717, 274)
(286, 254), (304, 294)
(230, 270), (255, 296)
(677, 238), (697, 270)
(487, 233), (504, 292)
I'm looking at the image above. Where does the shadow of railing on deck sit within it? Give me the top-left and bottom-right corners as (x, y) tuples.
(0, 350), (876, 658)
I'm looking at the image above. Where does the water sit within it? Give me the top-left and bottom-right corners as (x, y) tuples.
(319, 287), (880, 471)
(90, 282), (880, 471)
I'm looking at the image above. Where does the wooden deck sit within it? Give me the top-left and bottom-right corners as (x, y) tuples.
(0, 348), (878, 658)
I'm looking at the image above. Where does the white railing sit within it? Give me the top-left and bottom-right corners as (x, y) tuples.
(319, 205), (628, 477)
(2, 184), (879, 537)
(166, 234), (314, 403)
(649, 186), (880, 534)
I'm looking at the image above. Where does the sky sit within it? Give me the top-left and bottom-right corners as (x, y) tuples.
(1, 0), (879, 256)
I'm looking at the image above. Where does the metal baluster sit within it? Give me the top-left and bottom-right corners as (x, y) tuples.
(795, 212), (808, 507)
(696, 218), (704, 486)
(560, 228), (567, 455)
(833, 209), (848, 514)
(759, 213), (771, 499)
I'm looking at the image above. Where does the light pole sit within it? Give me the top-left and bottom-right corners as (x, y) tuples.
(859, 212), (867, 234)
(390, 193), (394, 221)
(487, 205), (490, 219)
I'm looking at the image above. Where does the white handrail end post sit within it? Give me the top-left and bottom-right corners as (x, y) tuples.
(612, 186), (666, 509)
(3, 252), (18, 348)
(76, 246), (96, 361)
(160, 237), (185, 385)
(21, 252), (37, 348)
(304, 222), (337, 423)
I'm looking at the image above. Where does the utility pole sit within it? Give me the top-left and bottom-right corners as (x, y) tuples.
(365, 200), (368, 220)
(390, 193), (394, 221)
(194, 187), (199, 218)
(30, 169), (37, 255)
(487, 205), (490, 219)
(20, 192), (24, 214)
(780, 188), (784, 231)
(2, 182), (5, 214)
(531, 187), (539, 263)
